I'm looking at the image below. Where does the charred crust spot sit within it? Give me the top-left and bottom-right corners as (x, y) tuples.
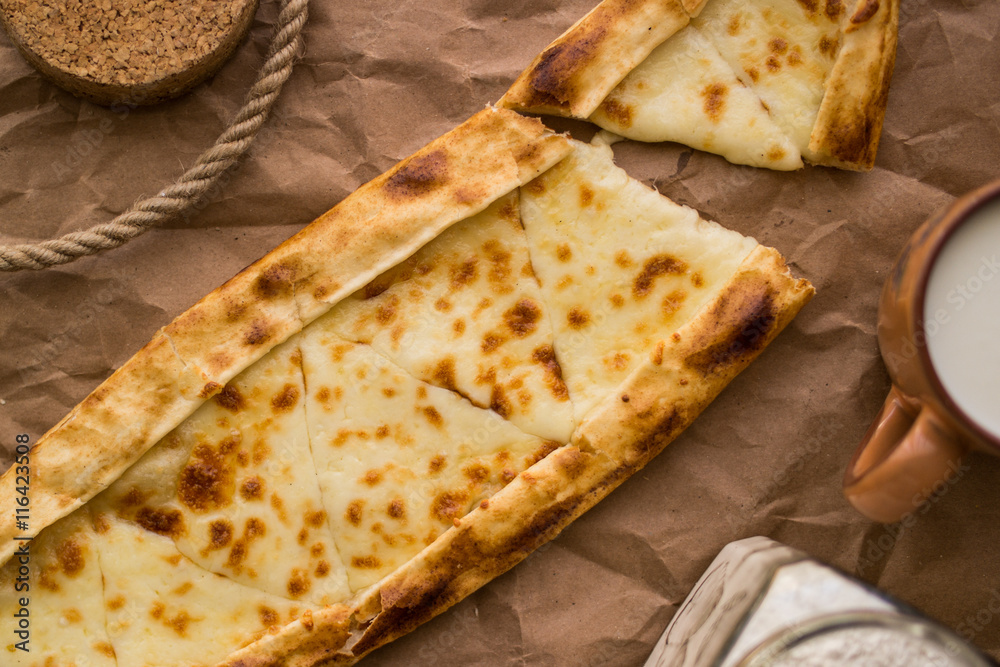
(287, 569), (312, 597)
(93, 513), (111, 534)
(598, 97), (633, 129)
(450, 259), (478, 288)
(121, 487), (145, 508)
(702, 83), (727, 123)
(315, 560), (331, 577)
(652, 341), (665, 366)
(819, 35), (839, 57)
(529, 440), (560, 465)
(259, 606), (279, 627)
(307, 510), (327, 528)
(463, 464), (489, 483)
(766, 55), (782, 73)
(615, 250), (633, 268)
(621, 394), (630, 403)
(363, 277), (392, 300)
(433, 358), (458, 391)
(500, 468), (517, 484)
(685, 287), (778, 374)
(532, 345), (569, 401)
(311, 543), (325, 557)
(316, 387), (330, 403)
(434, 297), (453, 312)
(270, 384), (300, 413)
(421, 406), (444, 428)
(209, 520), (234, 548)
(198, 381), (223, 399)
(432, 491), (468, 522)
(364, 469), (384, 486)
(556, 244), (572, 262)
(388, 498), (407, 519)
(214, 384), (246, 413)
(136, 507), (185, 538)
(767, 146), (788, 162)
(579, 185), (595, 207)
(452, 319), (466, 336)
(787, 46), (803, 66)
(95, 641), (115, 657)
(178, 444), (234, 512)
(150, 602), (165, 620)
(523, 175), (547, 196)
(662, 290), (687, 319)
(503, 299), (541, 337)
(567, 307), (591, 329)
(796, 0), (819, 11)
(375, 296), (399, 325)
(352, 555), (382, 570)
(246, 517), (266, 539)
(610, 294), (625, 308)
(244, 319), (271, 346)
(429, 455), (447, 474)
(746, 66), (760, 83)
(254, 263), (296, 299)
(850, 0), (879, 23)
(691, 272), (705, 288)
(633, 255), (688, 297)
(769, 37), (788, 54)
(482, 331), (506, 354)
(490, 385), (512, 418)
(346, 500), (364, 526)
(108, 595), (126, 610)
(727, 13), (742, 35)
(56, 539), (85, 576)
(825, 0), (844, 20)
(375, 424), (390, 439)
(606, 352), (630, 371)
(382, 387), (397, 398)
(385, 149), (448, 198)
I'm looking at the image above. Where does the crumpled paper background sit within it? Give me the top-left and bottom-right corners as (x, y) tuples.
(2, 0), (999, 664)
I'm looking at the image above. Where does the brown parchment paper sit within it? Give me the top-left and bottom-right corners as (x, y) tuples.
(2, 1), (1000, 665)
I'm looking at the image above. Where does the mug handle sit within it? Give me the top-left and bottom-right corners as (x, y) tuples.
(843, 386), (968, 523)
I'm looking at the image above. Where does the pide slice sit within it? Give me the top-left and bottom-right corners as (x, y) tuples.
(502, 0), (899, 170)
(0, 511), (115, 667)
(92, 512), (320, 666)
(325, 192), (575, 443)
(298, 331), (558, 592)
(88, 338), (352, 606)
(0, 109), (813, 666)
(520, 138), (758, 422)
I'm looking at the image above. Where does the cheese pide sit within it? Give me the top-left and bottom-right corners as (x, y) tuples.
(501, 0), (899, 171)
(0, 107), (813, 665)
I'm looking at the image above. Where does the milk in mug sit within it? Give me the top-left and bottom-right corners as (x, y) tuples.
(923, 197), (1000, 438)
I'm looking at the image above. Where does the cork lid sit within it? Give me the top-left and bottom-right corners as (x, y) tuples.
(0, 0), (259, 106)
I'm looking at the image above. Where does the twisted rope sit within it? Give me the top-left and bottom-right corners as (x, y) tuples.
(0, 0), (309, 272)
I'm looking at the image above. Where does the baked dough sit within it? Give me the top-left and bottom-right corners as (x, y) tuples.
(502, 0), (899, 170)
(0, 111), (813, 666)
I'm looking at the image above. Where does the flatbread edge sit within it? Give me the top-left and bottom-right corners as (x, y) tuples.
(216, 243), (814, 667)
(0, 106), (573, 569)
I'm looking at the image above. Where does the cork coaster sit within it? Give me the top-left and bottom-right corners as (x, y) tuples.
(0, 0), (259, 106)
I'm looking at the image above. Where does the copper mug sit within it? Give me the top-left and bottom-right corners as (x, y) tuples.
(844, 179), (1000, 523)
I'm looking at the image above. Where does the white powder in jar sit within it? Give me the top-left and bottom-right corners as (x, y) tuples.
(768, 626), (959, 667)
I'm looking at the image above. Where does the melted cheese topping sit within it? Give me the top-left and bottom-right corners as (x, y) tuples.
(298, 331), (555, 591)
(0, 511), (116, 667)
(327, 193), (575, 443)
(520, 140), (758, 421)
(694, 0), (843, 160)
(93, 512), (316, 667)
(591, 26), (802, 170)
(91, 339), (351, 606)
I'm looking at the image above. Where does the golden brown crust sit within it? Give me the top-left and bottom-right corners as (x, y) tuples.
(0, 107), (572, 570)
(217, 245), (813, 667)
(499, 0), (702, 119)
(574, 244), (814, 468)
(809, 0), (900, 170)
